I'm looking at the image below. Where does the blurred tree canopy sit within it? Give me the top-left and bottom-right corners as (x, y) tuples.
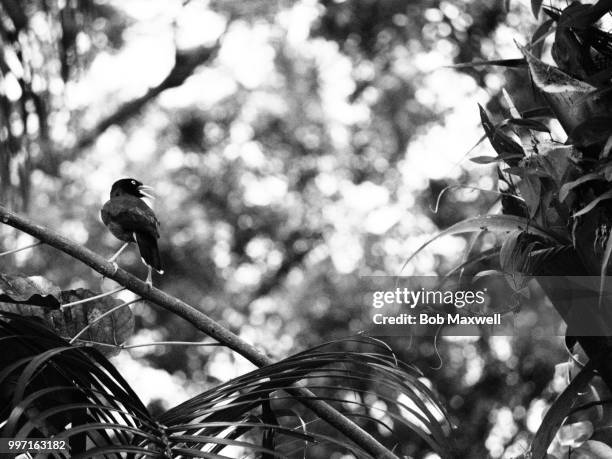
(0, 0), (568, 457)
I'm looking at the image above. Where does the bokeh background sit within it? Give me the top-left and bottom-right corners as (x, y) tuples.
(0, 1), (570, 457)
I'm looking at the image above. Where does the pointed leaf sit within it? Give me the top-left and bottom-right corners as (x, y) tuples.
(530, 19), (555, 57)
(531, 361), (597, 458)
(519, 44), (597, 134)
(539, 144), (573, 185)
(573, 189), (612, 217)
(470, 156), (502, 164)
(532, 0), (544, 18)
(518, 175), (541, 218)
(400, 215), (562, 275)
(448, 58), (526, 69)
(559, 172), (603, 202)
(521, 107), (554, 118)
(479, 104), (525, 165)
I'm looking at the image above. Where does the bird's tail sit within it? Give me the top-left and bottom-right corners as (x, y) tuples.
(135, 232), (164, 274)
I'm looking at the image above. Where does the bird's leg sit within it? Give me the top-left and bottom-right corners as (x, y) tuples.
(145, 266), (153, 286)
(108, 242), (129, 264)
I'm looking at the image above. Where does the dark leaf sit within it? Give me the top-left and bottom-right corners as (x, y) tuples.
(0, 288), (135, 357)
(530, 19), (555, 57)
(58, 289), (135, 357)
(504, 166), (526, 176)
(559, 172), (603, 202)
(569, 117), (612, 148)
(573, 189), (612, 217)
(0, 274), (60, 308)
(469, 156), (501, 164)
(542, 7), (560, 21)
(0, 312), (155, 456)
(531, 0), (544, 18)
(504, 118), (550, 133)
(539, 144), (573, 185)
(518, 175), (541, 218)
(531, 362), (597, 457)
(479, 104), (525, 166)
(448, 58), (526, 69)
(520, 45), (596, 135)
(521, 107), (554, 118)
(0, 319), (449, 458)
(526, 246), (572, 275)
(561, 0), (612, 27)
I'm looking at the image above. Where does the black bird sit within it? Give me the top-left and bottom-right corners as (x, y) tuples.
(101, 178), (163, 283)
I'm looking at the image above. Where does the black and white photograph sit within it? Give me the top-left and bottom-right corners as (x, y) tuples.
(2, 0), (612, 458)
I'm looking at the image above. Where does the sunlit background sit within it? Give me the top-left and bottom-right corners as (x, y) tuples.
(0, 0), (572, 457)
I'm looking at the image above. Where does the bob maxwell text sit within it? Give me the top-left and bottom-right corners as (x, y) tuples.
(373, 313), (501, 326)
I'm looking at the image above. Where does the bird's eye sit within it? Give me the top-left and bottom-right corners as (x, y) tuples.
(131, 180), (136, 185)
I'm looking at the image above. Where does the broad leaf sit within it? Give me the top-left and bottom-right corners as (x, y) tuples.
(540, 144), (573, 185)
(0, 274), (61, 308)
(573, 440), (612, 458)
(518, 175), (541, 218)
(519, 44), (597, 135)
(0, 287), (135, 357)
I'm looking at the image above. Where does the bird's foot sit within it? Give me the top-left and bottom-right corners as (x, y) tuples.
(108, 261), (119, 275)
(145, 267), (153, 286)
(100, 261), (119, 283)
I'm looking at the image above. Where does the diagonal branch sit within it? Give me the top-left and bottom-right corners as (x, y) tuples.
(75, 43), (221, 151)
(37, 38), (225, 177)
(0, 204), (399, 459)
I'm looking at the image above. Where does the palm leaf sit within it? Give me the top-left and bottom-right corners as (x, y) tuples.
(159, 337), (453, 457)
(0, 314), (452, 457)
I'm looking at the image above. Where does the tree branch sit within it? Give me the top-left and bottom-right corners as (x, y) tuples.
(0, 204), (398, 459)
(76, 43), (220, 151)
(36, 39), (224, 178)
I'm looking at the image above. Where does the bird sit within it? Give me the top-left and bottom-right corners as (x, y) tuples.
(101, 178), (163, 284)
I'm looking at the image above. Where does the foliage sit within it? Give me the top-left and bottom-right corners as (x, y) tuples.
(0, 0), (590, 457)
(406, 0), (612, 457)
(0, 311), (451, 457)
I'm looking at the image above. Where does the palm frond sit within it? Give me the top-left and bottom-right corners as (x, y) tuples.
(0, 313), (452, 458)
(159, 336), (453, 457)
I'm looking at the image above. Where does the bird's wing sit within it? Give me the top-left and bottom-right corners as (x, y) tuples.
(103, 198), (160, 238)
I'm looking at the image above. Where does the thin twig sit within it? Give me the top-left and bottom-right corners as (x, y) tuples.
(123, 340), (220, 349)
(69, 297), (141, 344)
(0, 241), (42, 257)
(0, 205), (398, 459)
(74, 339), (221, 349)
(61, 286), (126, 310)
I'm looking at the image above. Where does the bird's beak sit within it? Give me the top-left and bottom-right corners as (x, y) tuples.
(138, 185), (156, 200)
